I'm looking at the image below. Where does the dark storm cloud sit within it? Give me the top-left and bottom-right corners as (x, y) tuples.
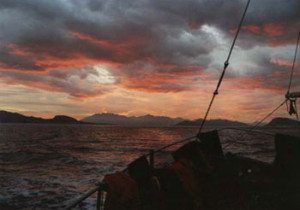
(0, 46), (42, 70)
(0, 0), (299, 95)
(0, 1), (255, 66)
(1, 0), (298, 65)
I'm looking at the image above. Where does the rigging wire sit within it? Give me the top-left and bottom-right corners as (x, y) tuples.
(240, 31), (300, 134)
(197, 0), (251, 136)
(66, 2), (300, 209)
(217, 32), (300, 148)
(286, 31), (300, 118)
(249, 99), (288, 131)
(233, 98), (287, 144)
(287, 31), (300, 94)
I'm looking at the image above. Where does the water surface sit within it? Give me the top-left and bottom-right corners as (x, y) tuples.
(0, 124), (299, 209)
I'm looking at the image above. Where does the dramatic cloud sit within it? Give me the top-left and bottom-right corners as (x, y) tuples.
(0, 65), (116, 98)
(0, 0), (299, 121)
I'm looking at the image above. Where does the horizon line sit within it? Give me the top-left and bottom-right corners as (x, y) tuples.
(1, 109), (290, 124)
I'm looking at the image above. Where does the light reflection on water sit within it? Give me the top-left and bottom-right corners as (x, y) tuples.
(0, 124), (299, 209)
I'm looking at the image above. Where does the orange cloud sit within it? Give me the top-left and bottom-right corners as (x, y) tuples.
(263, 23), (284, 37)
(242, 25), (261, 35)
(119, 65), (205, 93)
(70, 31), (152, 64)
(242, 23), (284, 37)
(240, 22), (299, 47)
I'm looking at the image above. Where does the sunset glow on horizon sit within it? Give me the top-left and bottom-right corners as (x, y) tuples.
(0, 0), (299, 123)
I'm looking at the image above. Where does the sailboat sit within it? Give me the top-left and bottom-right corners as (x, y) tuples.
(65, 0), (300, 209)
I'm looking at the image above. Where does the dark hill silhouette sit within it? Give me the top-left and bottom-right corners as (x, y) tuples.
(81, 113), (184, 126)
(0, 111), (84, 124)
(266, 117), (300, 127)
(176, 118), (248, 127)
(3, 110), (298, 127)
(51, 115), (79, 124)
(0, 111), (44, 123)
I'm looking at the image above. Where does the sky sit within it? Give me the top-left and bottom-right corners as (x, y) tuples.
(0, 0), (299, 122)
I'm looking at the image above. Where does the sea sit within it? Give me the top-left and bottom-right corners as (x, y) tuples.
(0, 124), (299, 209)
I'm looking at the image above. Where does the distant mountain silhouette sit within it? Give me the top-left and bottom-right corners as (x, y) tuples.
(0, 111), (84, 124)
(3, 110), (298, 127)
(81, 113), (184, 126)
(266, 117), (300, 127)
(176, 119), (248, 127)
(51, 115), (79, 124)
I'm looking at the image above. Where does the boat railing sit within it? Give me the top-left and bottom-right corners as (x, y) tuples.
(64, 134), (198, 209)
(64, 127), (276, 209)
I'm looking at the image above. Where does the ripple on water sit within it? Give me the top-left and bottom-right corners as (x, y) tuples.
(0, 124), (299, 209)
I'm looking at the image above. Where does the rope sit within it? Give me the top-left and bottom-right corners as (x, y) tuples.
(149, 135), (197, 154)
(249, 99), (287, 131)
(64, 134), (198, 209)
(285, 32), (300, 118)
(218, 127), (275, 136)
(66, 1), (254, 208)
(219, 127), (275, 150)
(230, 99), (288, 144)
(236, 32), (300, 137)
(66, 99), (286, 209)
(197, 0), (251, 136)
(221, 32), (300, 143)
(65, 186), (101, 209)
(287, 31), (300, 94)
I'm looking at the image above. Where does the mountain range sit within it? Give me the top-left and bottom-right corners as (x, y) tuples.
(81, 113), (184, 126)
(266, 117), (300, 127)
(176, 119), (248, 127)
(0, 110), (299, 127)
